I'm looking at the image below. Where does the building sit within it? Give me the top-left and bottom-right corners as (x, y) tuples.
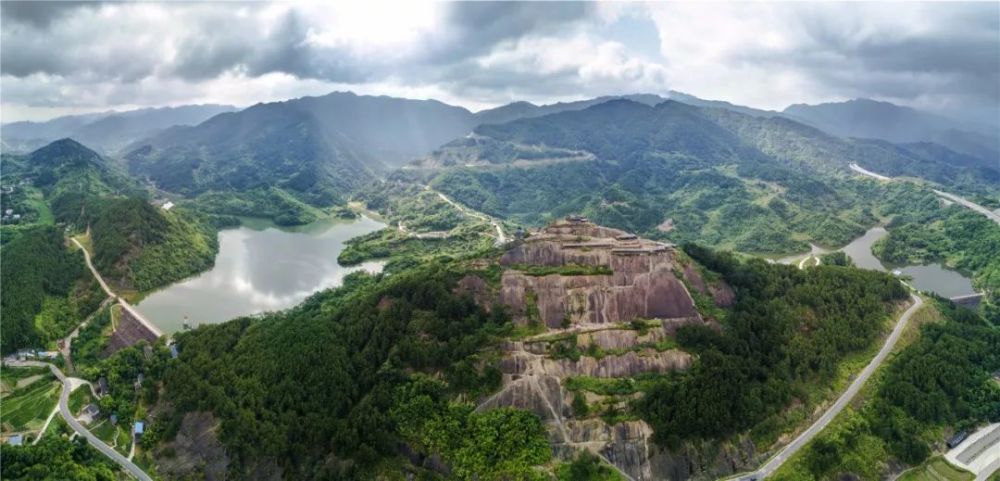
(3, 209), (12, 216)
(134, 421), (145, 436)
(947, 430), (969, 449)
(7, 434), (23, 446)
(161, 201), (175, 210)
(82, 404), (100, 417)
(37, 351), (59, 359)
(97, 377), (109, 396)
(169, 344), (179, 359)
(110, 414), (118, 425)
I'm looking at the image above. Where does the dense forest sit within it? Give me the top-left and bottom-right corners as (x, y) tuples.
(639, 245), (910, 445)
(873, 187), (1000, 324)
(427, 102), (893, 254)
(85, 197), (218, 291)
(0, 434), (120, 480)
(0, 225), (101, 353)
(158, 265), (547, 479)
(773, 299), (1000, 481)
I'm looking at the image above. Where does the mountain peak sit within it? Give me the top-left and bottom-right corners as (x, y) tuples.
(30, 138), (100, 158)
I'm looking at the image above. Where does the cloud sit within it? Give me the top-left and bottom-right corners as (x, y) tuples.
(646, 2), (999, 117)
(0, 1), (98, 28)
(0, 1), (996, 126)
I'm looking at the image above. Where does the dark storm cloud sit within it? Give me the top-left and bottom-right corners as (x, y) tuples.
(0, 1), (98, 28)
(427, 1), (594, 62)
(0, 1), (997, 124)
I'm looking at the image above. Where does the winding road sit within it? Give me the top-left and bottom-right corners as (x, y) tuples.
(749, 293), (924, 479)
(426, 186), (509, 246)
(849, 162), (999, 225)
(7, 360), (153, 481)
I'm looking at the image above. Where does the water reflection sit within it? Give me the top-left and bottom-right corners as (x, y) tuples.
(838, 226), (976, 298)
(137, 215), (386, 333)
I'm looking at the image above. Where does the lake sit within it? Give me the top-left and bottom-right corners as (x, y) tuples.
(838, 226), (976, 299)
(136, 215), (386, 333)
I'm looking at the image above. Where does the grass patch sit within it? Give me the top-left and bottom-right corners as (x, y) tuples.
(67, 385), (94, 416)
(509, 263), (613, 277)
(898, 457), (973, 481)
(0, 373), (60, 432)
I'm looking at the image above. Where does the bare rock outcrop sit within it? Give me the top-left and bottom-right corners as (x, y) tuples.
(155, 411), (232, 481)
(477, 219), (753, 481)
(500, 220), (699, 328)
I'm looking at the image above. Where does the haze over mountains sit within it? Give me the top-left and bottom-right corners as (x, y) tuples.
(785, 98), (1000, 167)
(1, 104), (236, 154)
(3, 90), (997, 213)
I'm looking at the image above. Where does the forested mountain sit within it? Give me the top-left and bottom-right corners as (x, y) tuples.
(418, 99), (997, 254)
(122, 92), (485, 208)
(2, 139), (220, 293)
(474, 91), (779, 126)
(475, 93), (667, 125)
(149, 223), (910, 480)
(0, 225), (100, 354)
(1, 104), (236, 154)
(784, 98), (999, 164)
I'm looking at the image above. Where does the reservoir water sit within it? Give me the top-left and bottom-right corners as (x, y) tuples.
(136, 215), (386, 333)
(838, 227), (976, 298)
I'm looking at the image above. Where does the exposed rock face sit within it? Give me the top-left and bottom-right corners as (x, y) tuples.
(155, 411), (231, 481)
(682, 264), (736, 308)
(477, 220), (753, 480)
(500, 220), (699, 328)
(500, 348), (692, 379)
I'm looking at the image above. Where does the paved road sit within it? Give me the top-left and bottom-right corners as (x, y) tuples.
(848, 163), (999, 226)
(430, 188), (509, 245)
(748, 294), (924, 479)
(70, 237), (164, 338)
(7, 360), (152, 481)
(71, 237), (115, 297)
(932, 189), (1000, 225)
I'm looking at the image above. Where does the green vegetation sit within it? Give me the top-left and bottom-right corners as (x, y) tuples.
(392, 376), (551, 480)
(192, 187), (326, 226)
(70, 305), (113, 373)
(85, 197), (217, 291)
(771, 299), (1000, 481)
(160, 264), (539, 479)
(0, 434), (120, 481)
(640, 244), (909, 446)
(339, 223), (496, 273)
(556, 451), (626, 481)
(426, 100), (913, 255)
(898, 457), (974, 481)
(873, 189), (1000, 323)
(509, 263), (613, 277)
(80, 341), (171, 428)
(67, 385), (94, 416)
(0, 372), (60, 433)
(0, 225), (100, 353)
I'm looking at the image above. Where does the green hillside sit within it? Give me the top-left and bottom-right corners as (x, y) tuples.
(421, 100), (997, 255)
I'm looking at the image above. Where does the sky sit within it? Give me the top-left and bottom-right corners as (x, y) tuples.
(1, 1), (998, 126)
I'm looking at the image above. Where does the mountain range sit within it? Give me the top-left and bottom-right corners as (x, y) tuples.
(3, 91), (996, 226)
(785, 98), (999, 166)
(1, 104), (237, 154)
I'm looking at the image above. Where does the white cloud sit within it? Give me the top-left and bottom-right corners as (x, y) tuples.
(0, 1), (996, 125)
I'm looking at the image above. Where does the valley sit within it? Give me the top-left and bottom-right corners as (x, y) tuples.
(2, 91), (998, 481)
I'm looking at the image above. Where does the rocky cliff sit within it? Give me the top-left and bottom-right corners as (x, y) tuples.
(472, 218), (750, 480)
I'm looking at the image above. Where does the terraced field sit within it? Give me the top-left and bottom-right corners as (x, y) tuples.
(0, 374), (60, 433)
